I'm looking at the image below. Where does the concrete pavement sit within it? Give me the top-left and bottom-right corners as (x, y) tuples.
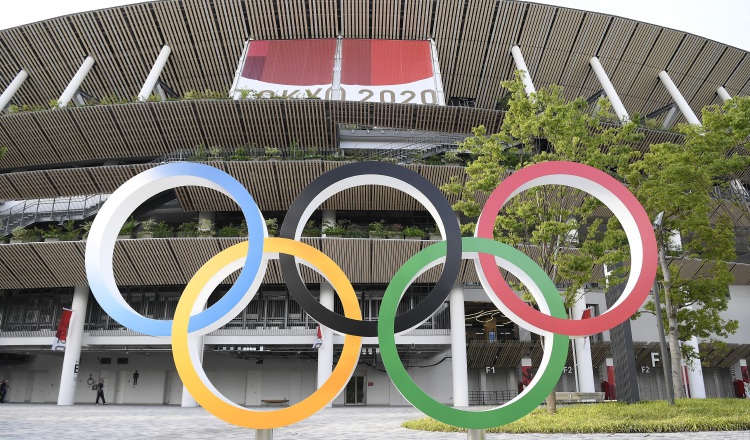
(0, 404), (748, 439)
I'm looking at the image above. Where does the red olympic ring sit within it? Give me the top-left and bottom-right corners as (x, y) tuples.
(475, 161), (658, 337)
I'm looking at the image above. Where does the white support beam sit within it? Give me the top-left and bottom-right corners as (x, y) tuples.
(683, 335), (706, 398)
(589, 57), (629, 123)
(138, 45), (172, 102)
(0, 69), (29, 111)
(449, 284), (469, 407)
(717, 86), (732, 103)
(58, 286), (89, 405)
(658, 71), (701, 125)
(58, 56), (95, 108)
(511, 45), (536, 95)
(572, 292), (596, 393)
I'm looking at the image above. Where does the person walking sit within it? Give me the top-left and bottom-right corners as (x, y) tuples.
(95, 379), (106, 405)
(0, 379), (8, 403)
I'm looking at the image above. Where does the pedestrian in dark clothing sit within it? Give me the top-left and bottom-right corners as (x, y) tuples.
(0, 380), (8, 403)
(95, 380), (106, 405)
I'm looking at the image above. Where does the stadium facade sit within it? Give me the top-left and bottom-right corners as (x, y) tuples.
(0, 0), (749, 407)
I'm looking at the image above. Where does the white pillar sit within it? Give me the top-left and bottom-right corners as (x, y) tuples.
(138, 45), (172, 102)
(321, 209), (336, 238)
(58, 56), (95, 108)
(717, 86), (732, 103)
(572, 294), (595, 393)
(317, 282), (335, 407)
(0, 69), (29, 111)
(181, 334), (204, 407)
(511, 45), (536, 95)
(58, 286), (89, 405)
(449, 284), (469, 407)
(589, 57), (629, 123)
(658, 71), (701, 125)
(683, 335), (706, 398)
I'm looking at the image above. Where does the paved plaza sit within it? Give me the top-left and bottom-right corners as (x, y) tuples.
(0, 404), (748, 440)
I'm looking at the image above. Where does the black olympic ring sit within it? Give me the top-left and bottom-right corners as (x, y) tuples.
(279, 161), (462, 337)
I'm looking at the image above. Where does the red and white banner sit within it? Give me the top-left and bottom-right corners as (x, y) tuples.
(231, 39), (443, 105)
(51, 308), (73, 351)
(313, 325), (323, 349)
(340, 40), (439, 105)
(232, 39), (337, 99)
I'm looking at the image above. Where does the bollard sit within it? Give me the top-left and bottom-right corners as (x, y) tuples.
(467, 428), (486, 440)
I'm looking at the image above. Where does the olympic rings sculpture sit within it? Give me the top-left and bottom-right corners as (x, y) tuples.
(85, 160), (656, 430)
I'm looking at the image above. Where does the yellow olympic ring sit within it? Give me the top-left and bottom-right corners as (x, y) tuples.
(172, 238), (362, 429)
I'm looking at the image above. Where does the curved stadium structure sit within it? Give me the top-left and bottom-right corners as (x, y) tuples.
(0, 0), (748, 406)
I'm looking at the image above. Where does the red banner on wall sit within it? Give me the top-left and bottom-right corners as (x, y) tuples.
(52, 308), (73, 351)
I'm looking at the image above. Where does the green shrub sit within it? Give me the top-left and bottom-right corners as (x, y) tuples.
(302, 220), (320, 237)
(265, 218), (278, 236)
(218, 224), (242, 237)
(151, 221), (173, 238)
(402, 226), (425, 238)
(403, 399), (750, 434)
(368, 220), (388, 237)
(120, 217), (137, 237)
(177, 221), (198, 237)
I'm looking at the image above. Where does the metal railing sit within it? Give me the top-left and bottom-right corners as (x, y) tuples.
(0, 194), (109, 236)
(469, 390), (518, 406)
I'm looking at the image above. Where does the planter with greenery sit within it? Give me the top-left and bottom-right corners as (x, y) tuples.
(152, 221), (174, 238)
(197, 218), (215, 237)
(81, 221), (93, 241)
(265, 218), (278, 236)
(302, 220), (320, 237)
(402, 226), (425, 240)
(119, 217), (137, 239)
(322, 220), (347, 238)
(42, 225), (62, 242)
(218, 224), (243, 237)
(425, 226), (442, 240)
(11, 226), (41, 243)
(368, 220), (388, 238)
(229, 146), (250, 161)
(387, 223), (404, 239)
(59, 221), (80, 241)
(137, 218), (157, 238)
(177, 221), (198, 237)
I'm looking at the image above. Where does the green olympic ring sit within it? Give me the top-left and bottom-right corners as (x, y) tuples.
(379, 237), (568, 429)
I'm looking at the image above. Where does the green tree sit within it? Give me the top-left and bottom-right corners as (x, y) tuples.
(444, 73), (642, 413)
(0, 146), (7, 163)
(625, 96), (750, 398)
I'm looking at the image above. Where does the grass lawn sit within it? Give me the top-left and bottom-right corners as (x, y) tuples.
(402, 399), (750, 433)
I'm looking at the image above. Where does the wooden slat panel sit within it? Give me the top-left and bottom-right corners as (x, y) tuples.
(33, 241), (87, 286)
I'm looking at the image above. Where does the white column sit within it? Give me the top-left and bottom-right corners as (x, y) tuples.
(58, 56), (95, 108)
(683, 336), (706, 398)
(658, 71), (701, 125)
(589, 57), (629, 123)
(58, 286), (89, 405)
(317, 282), (335, 407)
(449, 284), (469, 407)
(511, 45), (536, 95)
(181, 334), (204, 407)
(0, 69), (29, 111)
(321, 209), (335, 238)
(138, 45), (172, 102)
(572, 294), (595, 393)
(717, 86), (732, 103)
